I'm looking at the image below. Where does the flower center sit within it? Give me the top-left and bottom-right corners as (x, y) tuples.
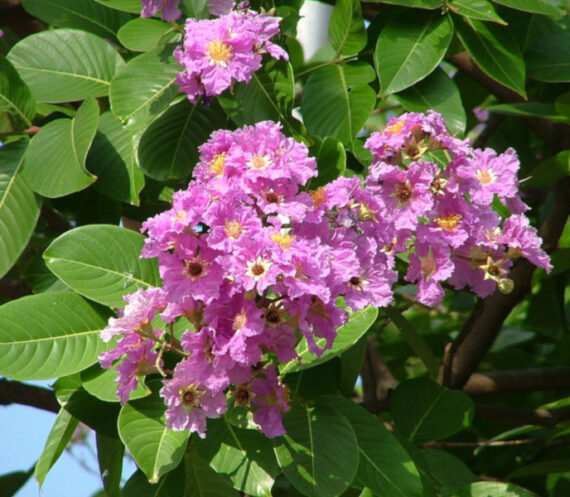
(232, 385), (251, 406)
(180, 385), (204, 411)
(224, 219), (243, 239)
(246, 257), (272, 280)
(172, 210), (187, 222)
(271, 232), (295, 250)
(394, 181), (413, 204)
(233, 310), (247, 331)
(248, 154), (272, 170)
(209, 152), (226, 176)
(476, 168), (496, 186)
(385, 120), (405, 135)
(420, 252), (436, 278)
(184, 257), (208, 280)
(264, 305), (284, 327)
(206, 40), (232, 66)
(310, 187), (327, 208)
(265, 191), (280, 203)
(434, 213), (462, 231)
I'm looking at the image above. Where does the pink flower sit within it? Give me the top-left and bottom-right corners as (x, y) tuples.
(141, 0), (181, 21)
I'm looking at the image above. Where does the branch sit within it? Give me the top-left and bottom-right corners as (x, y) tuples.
(443, 178), (570, 389)
(475, 404), (570, 429)
(0, 378), (59, 414)
(463, 368), (570, 395)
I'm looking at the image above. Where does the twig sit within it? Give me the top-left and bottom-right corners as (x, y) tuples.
(0, 378), (59, 413)
(463, 368), (570, 395)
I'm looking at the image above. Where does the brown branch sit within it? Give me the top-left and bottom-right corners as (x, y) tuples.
(0, 378), (59, 414)
(475, 404), (570, 429)
(0, 277), (32, 300)
(463, 368), (570, 395)
(443, 178), (570, 389)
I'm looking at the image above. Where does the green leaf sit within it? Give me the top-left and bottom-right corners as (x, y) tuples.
(118, 387), (189, 483)
(366, 0), (441, 8)
(44, 224), (160, 308)
(273, 403), (359, 497)
(122, 466), (186, 497)
(196, 417), (279, 496)
(487, 102), (570, 124)
(118, 18), (179, 52)
(550, 248), (570, 275)
(181, 0), (210, 19)
(0, 468), (34, 497)
(442, 481), (539, 497)
(382, 307), (439, 379)
(422, 448), (476, 488)
(525, 15), (570, 82)
(301, 62), (376, 148)
(34, 408), (79, 487)
(218, 59), (295, 130)
(329, 0), (367, 56)
(508, 459), (570, 479)
(139, 98), (227, 181)
(81, 363), (151, 403)
(185, 451), (240, 497)
(23, 98), (99, 198)
(455, 18), (526, 97)
(0, 140), (41, 279)
(7, 29), (124, 103)
(109, 50), (180, 131)
(339, 336), (368, 396)
(96, 433), (124, 497)
(92, 0), (141, 13)
(375, 10), (453, 94)
(491, 0), (563, 18)
(318, 396), (423, 497)
(448, 0), (506, 24)
(65, 387), (121, 437)
(87, 112), (145, 205)
(21, 0), (133, 41)
(280, 305), (378, 374)
(308, 137), (346, 189)
(395, 68), (466, 135)
(0, 291), (111, 380)
(0, 55), (35, 128)
(390, 378), (474, 444)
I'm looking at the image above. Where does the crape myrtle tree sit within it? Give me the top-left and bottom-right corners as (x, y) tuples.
(0, 0), (569, 496)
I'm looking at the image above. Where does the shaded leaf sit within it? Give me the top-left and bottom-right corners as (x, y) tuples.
(273, 403), (359, 497)
(395, 68), (466, 135)
(0, 55), (35, 128)
(0, 468), (34, 497)
(8, 29), (124, 103)
(366, 0), (441, 8)
(329, 0), (367, 56)
(492, 0), (563, 18)
(442, 481), (539, 497)
(375, 10), (453, 94)
(487, 102), (570, 124)
(65, 388), (121, 438)
(92, 0), (141, 13)
(185, 451), (240, 497)
(23, 98), (99, 198)
(118, 18), (179, 52)
(455, 18), (526, 97)
(87, 111), (145, 205)
(391, 378), (474, 444)
(0, 140), (41, 279)
(44, 224), (160, 308)
(139, 98), (228, 181)
(448, 0), (506, 24)
(422, 448), (476, 488)
(96, 433), (124, 497)
(0, 292), (111, 380)
(308, 136), (346, 189)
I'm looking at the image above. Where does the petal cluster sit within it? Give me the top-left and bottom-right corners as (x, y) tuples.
(140, 0), (181, 21)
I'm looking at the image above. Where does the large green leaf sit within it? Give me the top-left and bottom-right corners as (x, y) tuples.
(218, 59), (295, 130)
(487, 102), (570, 124)
(138, 99), (227, 181)
(525, 15), (570, 82)
(0, 55), (35, 128)
(329, 0), (367, 56)
(448, 0), (506, 24)
(44, 224), (160, 308)
(491, 0), (563, 18)
(109, 51), (180, 131)
(390, 378), (474, 444)
(7, 29), (124, 103)
(0, 469), (34, 497)
(395, 68), (466, 135)
(273, 403), (359, 497)
(318, 396), (423, 497)
(366, 0), (441, 8)
(87, 112), (145, 205)
(422, 449), (476, 488)
(22, 98), (99, 198)
(185, 451), (240, 497)
(196, 418), (278, 496)
(34, 408), (79, 487)
(527, 150), (570, 187)
(280, 305), (378, 374)
(455, 18), (526, 97)
(21, 0), (133, 41)
(0, 291), (111, 380)
(308, 136), (346, 189)
(375, 10), (453, 94)
(118, 18), (180, 52)
(442, 481), (538, 497)
(301, 62), (376, 148)
(118, 388), (190, 483)
(0, 141), (41, 279)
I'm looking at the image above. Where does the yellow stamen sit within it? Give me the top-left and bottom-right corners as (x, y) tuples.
(385, 120), (405, 135)
(206, 40), (232, 66)
(224, 220), (243, 239)
(476, 168), (497, 186)
(271, 232), (295, 250)
(310, 187), (327, 208)
(434, 213), (462, 231)
(209, 152), (226, 176)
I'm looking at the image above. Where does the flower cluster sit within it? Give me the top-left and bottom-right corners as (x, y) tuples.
(99, 112), (550, 439)
(364, 111), (551, 305)
(140, 0), (181, 21)
(174, 8), (288, 103)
